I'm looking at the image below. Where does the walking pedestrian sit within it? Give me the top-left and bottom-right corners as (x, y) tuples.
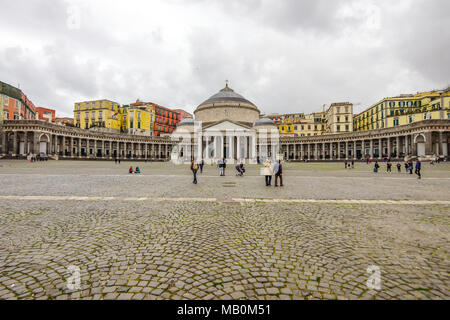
(218, 158), (224, 176)
(404, 161), (409, 173)
(344, 160), (347, 169)
(351, 160), (354, 169)
(263, 159), (273, 186)
(408, 160), (413, 174)
(415, 159), (421, 179)
(191, 160), (199, 184)
(373, 161), (380, 173)
(273, 160), (283, 187)
(387, 160), (392, 173)
(222, 158), (227, 176)
(199, 159), (204, 174)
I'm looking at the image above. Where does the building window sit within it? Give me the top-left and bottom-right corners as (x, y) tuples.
(336, 107), (340, 113)
(76, 113), (80, 120)
(345, 125), (349, 131)
(345, 106), (348, 113)
(409, 115), (413, 123)
(91, 112), (95, 120)
(85, 113), (89, 120)
(307, 125), (311, 130)
(336, 116), (340, 122)
(99, 111), (102, 119)
(337, 125), (340, 131)
(294, 126), (297, 130)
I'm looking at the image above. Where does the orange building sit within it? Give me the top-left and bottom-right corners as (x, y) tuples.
(1, 81), (36, 120)
(36, 107), (56, 122)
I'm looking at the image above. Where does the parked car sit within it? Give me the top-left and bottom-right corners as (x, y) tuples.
(37, 152), (48, 161)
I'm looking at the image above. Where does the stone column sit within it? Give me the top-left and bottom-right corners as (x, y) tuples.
(337, 141), (341, 160)
(438, 132), (443, 156)
(307, 144), (311, 160)
(13, 132), (18, 155)
(353, 140), (357, 160)
(396, 136), (400, 158)
(94, 140), (97, 157)
(369, 139), (373, 158)
(33, 132), (40, 154)
(405, 135), (409, 155)
(322, 143), (325, 160)
(61, 136), (66, 156)
(378, 138), (382, 159)
(345, 141), (349, 160)
(1, 132), (6, 155)
(78, 138), (82, 157)
(387, 137), (391, 159)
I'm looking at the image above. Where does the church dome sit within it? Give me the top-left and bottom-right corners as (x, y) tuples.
(194, 84), (260, 125)
(198, 84), (256, 107)
(254, 117), (275, 126)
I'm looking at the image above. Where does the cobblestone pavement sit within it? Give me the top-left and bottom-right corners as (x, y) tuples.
(0, 161), (449, 300)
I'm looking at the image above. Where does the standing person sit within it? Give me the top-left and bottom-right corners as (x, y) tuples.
(396, 162), (401, 173)
(373, 161), (380, 173)
(199, 159), (204, 174)
(114, 157), (117, 164)
(222, 158), (227, 176)
(386, 160), (392, 173)
(263, 159), (273, 186)
(118, 158), (121, 164)
(344, 160), (347, 169)
(274, 160), (283, 187)
(409, 160), (413, 174)
(404, 161), (409, 173)
(191, 160), (199, 184)
(218, 158), (224, 176)
(351, 160), (354, 169)
(415, 159), (421, 179)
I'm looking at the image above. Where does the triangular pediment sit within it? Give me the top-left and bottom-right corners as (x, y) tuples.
(203, 120), (254, 132)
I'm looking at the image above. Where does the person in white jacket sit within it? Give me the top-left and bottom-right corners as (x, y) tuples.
(263, 159), (273, 186)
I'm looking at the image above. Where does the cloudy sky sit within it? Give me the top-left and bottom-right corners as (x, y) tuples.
(0, 0), (449, 117)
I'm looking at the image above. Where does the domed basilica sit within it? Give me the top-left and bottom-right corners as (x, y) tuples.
(171, 83), (279, 164)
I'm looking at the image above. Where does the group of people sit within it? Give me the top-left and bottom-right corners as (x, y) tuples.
(114, 157), (121, 164)
(372, 159), (421, 179)
(128, 166), (141, 174)
(263, 159), (283, 187)
(344, 160), (355, 169)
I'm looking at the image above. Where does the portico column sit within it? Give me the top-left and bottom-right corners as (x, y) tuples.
(345, 141), (349, 160)
(438, 132), (443, 156)
(322, 142), (325, 160)
(353, 140), (357, 160)
(78, 138), (82, 157)
(301, 144), (304, 160)
(369, 139), (373, 159)
(387, 137), (391, 159)
(395, 136), (400, 158)
(13, 132), (18, 155)
(337, 141), (341, 160)
(378, 138), (382, 159)
(307, 144), (311, 160)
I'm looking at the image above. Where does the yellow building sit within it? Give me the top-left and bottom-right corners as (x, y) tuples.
(268, 112), (327, 136)
(325, 102), (353, 134)
(74, 99), (122, 131)
(73, 99), (156, 135)
(354, 88), (450, 131)
(121, 105), (154, 135)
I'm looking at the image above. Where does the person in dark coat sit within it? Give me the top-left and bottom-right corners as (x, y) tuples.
(274, 160), (283, 187)
(415, 159), (421, 179)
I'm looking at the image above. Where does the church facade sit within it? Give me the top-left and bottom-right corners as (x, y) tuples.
(170, 84), (280, 164)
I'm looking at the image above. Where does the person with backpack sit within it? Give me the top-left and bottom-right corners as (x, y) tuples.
(373, 161), (380, 173)
(191, 160), (199, 184)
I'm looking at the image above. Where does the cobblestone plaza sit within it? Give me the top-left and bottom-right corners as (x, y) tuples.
(0, 160), (449, 300)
